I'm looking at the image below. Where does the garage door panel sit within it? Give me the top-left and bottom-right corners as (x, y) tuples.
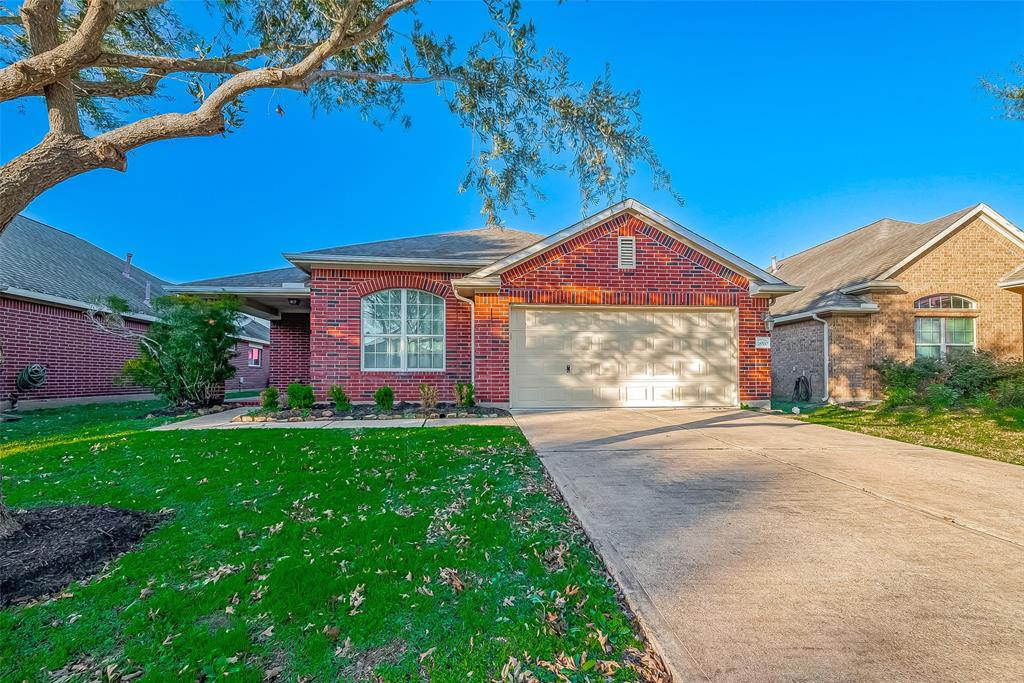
(510, 307), (738, 408)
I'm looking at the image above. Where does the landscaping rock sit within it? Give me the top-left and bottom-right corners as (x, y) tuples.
(322, 410), (333, 418)
(288, 416), (303, 422)
(240, 415), (254, 423)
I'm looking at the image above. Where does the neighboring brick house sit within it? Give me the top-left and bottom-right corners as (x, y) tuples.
(173, 199), (799, 409)
(226, 317), (272, 392)
(0, 216), (270, 408)
(770, 203), (1024, 403)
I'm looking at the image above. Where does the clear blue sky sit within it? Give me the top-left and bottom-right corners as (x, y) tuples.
(2, 1), (1022, 282)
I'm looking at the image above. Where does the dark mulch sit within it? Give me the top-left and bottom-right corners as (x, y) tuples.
(0, 505), (168, 606)
(256, 402), (510, 421)
(143, 403), (228, 418)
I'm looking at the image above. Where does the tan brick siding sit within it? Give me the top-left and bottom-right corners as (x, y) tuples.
(797, 215), (1024, 402)
(771, 319), (826, 400)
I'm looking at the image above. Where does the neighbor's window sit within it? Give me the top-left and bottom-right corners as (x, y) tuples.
(914, 294), (976, 310)
(247, 346), (263, 368)
(915, 317), (975, 359)
(361, 288), (445, 371)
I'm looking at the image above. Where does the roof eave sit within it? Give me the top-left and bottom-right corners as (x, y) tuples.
(773, 303), (881, 325)
(166, 285), (311, 295)
(749, 283), (803, 299)
(468, 198), (787, 286)
(284, 253), (493, 273)
(839, 279), (903, 295)
(999, 277), (1024, 290)
(0, 285), (157, 321)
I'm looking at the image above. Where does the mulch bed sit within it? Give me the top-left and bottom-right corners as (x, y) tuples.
(238, 402), (510, 423)
(0, 505), (168, 606)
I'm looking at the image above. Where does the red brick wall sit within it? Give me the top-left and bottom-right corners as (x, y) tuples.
(474, 213), (772, 403)
(0, 296), (148, 401)
(226, 341), (270, 391)
(269, 313), (311, 391)
(308, 270), (472, 403)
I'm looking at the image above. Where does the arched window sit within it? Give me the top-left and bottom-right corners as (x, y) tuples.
(913, 294), (976, 310)
(913, 294), (976, 359)
(361, 289), (445, 370)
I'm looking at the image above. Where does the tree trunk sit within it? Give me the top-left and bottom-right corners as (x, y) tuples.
(0, 133), (126, 230)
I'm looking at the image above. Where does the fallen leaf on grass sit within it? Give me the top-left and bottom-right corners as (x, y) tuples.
(439, 567), (464, 592)
(419, 647), (436, 663)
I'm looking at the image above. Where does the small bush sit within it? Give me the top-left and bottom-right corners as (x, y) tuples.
(944, 351), (1001, 399)
(993, 378), (1024, 409)
(374, 386), (394, 411)
(329, 384), (352, 411)
(287, 383), (315, 410)
(454, 382), (475, 407)
(871, 356), (942, 394)
(881, 386), (918, 410)
(419, 383), (438, 410)
(923, 384), (960, 411)
(261, 386), (279, 411)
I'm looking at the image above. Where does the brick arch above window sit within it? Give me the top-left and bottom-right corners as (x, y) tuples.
(353, 276), (451, 299)
(913, 294), (977, 310)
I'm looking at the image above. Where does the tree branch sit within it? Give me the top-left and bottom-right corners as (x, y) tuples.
(23, 0), (82, 134)
(0, 0), (117, 102)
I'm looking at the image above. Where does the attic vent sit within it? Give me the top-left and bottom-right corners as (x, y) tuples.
(617, 236), (636, 269)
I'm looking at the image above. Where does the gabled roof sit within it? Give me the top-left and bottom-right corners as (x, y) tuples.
(469, 199), (794, 291)
(0, 215), (169, 317)
(772, 203), (1024, 320)
(284, 226), (545, 270)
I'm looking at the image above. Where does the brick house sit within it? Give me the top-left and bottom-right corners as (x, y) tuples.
(173, 200), (799, 409)
(0, 216), (269, 408)
(770, 204), (1024, 402)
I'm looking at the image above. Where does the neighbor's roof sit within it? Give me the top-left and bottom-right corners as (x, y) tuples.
(237, 316), (270, 344)
(771, 204), (1023, 319)
(286, 226), (545, 265)
(0, 215), (169, 316)
(181, 266), (310, 289)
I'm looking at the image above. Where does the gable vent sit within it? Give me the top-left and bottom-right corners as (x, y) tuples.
(617, 236), (636, 269)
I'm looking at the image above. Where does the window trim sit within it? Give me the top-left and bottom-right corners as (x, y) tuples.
(360, 288), (446, 372)
(247, 345), (263, 368)
(915, 316), (977, 359)
(617, 236), (636, 269)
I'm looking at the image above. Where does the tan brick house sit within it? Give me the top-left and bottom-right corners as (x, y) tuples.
(770, 204), (1024, 402)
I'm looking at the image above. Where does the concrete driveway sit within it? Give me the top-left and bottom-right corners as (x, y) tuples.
(513, 408), (1024, 682)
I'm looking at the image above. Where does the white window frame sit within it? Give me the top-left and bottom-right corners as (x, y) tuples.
(913, 294), (976, 310)
(617, 236), (636, 269)
(361, 288), (446, 372)
(915, 316), (976, 359)
(247, 345), (263, 368)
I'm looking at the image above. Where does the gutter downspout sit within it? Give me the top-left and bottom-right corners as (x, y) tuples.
(450, 283), (475, 386)
(811, 313), (830, 402)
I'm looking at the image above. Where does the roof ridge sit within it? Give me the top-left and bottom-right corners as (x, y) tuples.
(297, 224), (544, 256)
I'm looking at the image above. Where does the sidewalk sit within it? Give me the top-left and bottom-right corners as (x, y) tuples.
(151, 408), (516, 431)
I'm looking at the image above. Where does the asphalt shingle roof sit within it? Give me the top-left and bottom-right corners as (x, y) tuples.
(237, 316), (270, 343)
(0, 215), (170, 315)
(771, 206), (979, 318)
(292, 226), (545, 262)
(182, 266), (310, 288)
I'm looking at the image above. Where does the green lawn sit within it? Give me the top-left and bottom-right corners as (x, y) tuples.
(1, 403), (656, 681)
(792, 404), (1024, 466)
(225, 390), (261, 399)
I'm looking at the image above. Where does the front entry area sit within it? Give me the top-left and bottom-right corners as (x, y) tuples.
(508, 306), (738, 408)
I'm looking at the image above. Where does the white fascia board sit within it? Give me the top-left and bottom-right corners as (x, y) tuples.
(0, 285), (157, 321)
(283, 253), (489, 273)
(839, 280), (903, 295)
(749, 282), (803, 298)
(999, 278), (1024, 289)
(879, 205), (1024, 280)
(773, 304), (881, 325)
(469, 198), (787, 286)
(167, 285), (310, 295)
(451, 276), (501, 295)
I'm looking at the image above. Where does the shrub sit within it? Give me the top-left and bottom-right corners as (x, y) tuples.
(118, 294), (240, 406)
(454, 382), (475, 407)
(261, 386), (280, 411)
(993, 378), (1024, 409)
(287, 383), (315, 410)
(881, 386), (918, 410)
(329, 384), (352, 411)
(943, 351), (1001, 399)
(374, 386), (394, 411)
(923, 384), (960, 411)
(419, 383), (438, 410)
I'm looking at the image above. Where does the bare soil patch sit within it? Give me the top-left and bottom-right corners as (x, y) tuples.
(0, 505), (167, 606)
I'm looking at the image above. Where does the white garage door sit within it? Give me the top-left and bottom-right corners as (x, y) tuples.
(509, 307), (738, 408)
